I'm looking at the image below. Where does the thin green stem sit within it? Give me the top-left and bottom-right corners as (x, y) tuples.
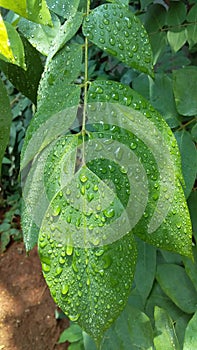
(177, 117), (197, 131)
(82, 0), (90, 135)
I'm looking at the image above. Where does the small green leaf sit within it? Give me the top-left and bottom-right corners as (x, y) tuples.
(0, 36), (43, 104)
(144, 4), (167, 64)
(0, 78), (12, 176)
(191, 123), (197, 142)
(58, 324), (82, 343)
(173, 66), (197, 116)
(166, 2), (187, 26)
(183, 310), (197, 350)
(174, 130), (197, 198)
(154, 306), (180, 350)
(47, 0), (80, 18)
(101, 304), (154, 349)
(156, 264), (197, 314)
(82, 4), (154, 76)
(149, 73), (180, 128)
(167, 29), (187, 53)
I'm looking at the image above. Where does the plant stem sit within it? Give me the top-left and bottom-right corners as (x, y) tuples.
(82, 0), (90, 135)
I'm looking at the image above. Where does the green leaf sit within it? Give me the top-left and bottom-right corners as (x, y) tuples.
(183, 247), (197, 293)
(154, 306), (180, 350)
(0, 0), (52, 25)
(38, 228), (137, 342)
(183, 310), (197, 350)
(100, 304), (154, 349)
(188, 191), (197, 241)
(149, 73), (180, 128)
(186, 3), (197, 48)
(46, 12), (83, 62)
(173, 66), (197, 116)
(134, 238), (156, 304)
(191, 123), (197, 142)
(167, 29), (187, 53)
(88, 80), (192, 257)
(140, 0), (153, 10)
(0, 78), (12, 176)
(146, 282), (185, 323)
(166, 2), (187, 26)
(0, 14), (15, 64)
(47, 0), (80, 18)
(174, 130), (197, 198)
(144, 4), (167, 64)
(58, 324), (82, 343)
(18, 12), (61, 56)
(82, 4), (154, 77)
(156, 264), (197, 314)
(0, 19), (26, 69)
(0, 36), (43, 104)
(0, 231), (11, 252)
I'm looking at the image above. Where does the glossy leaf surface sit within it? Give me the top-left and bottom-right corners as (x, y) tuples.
(0, 0), (52, 25)
(82, 4), (153, 77)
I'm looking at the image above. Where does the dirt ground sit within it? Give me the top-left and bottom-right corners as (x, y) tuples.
(0, 241), (69, 350)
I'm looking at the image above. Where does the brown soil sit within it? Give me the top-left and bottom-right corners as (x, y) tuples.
(0, 241), (69, 350)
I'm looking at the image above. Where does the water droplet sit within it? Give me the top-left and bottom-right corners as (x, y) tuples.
(104, 208), (115, 218)
(61, 284), (69, 295)
(55, 267), (63, 276)
(42, 263), (51, 273)
(69, 314), (80, 322)
(66, 245), (73, 256)
(80, 174), (88, 183)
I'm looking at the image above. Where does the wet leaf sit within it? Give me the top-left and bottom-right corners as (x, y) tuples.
(88, 80), (192, 257)
(0, 0), (52, 25)
(0, 78), (12, 176)
(0, 18), (26, 69)
(19, 12), (61, 56)
(47, 0), (80, 18)
(82, 3), (153, 77)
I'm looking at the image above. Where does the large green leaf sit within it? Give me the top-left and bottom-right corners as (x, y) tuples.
(0, 78), (12, 176)
(154, 306), (180, 350)
(173, 66), (197, 116)
(156, 264), (197, 314)
(166, 2), (186, 27)
(174, 130), (197, 198)
(0, 36), (43, 104)
(88, 80), (192, 257)
(82, 4), (154, 77)
(0, 0), (52, 25)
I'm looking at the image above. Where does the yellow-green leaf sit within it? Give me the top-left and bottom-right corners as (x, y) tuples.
(0, 14), (15, 63)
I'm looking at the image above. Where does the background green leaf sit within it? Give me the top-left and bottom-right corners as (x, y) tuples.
(156, 264), (197, 314)
(183, 310), (197, 350)
(173, 66), (197, 116)
(154, 306), (180, 350)
(0, 78), (12, 176)
(174, 130), (197, 198)
(82, 4), (153, 76)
